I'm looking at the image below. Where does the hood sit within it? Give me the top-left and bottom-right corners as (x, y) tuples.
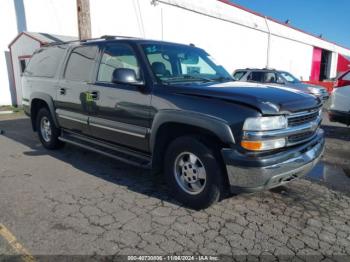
(170, 81), (321, 115)
(285, 81), (326, 91)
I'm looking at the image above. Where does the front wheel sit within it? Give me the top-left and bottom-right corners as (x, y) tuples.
(36, 108), (63, 149)
(164, 136), (224, 209)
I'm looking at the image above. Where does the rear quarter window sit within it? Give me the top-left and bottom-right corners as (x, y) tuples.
(25, 46), (67, 78)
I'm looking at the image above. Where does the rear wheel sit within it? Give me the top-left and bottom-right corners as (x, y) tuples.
(36, 108), (63, 149)
(164, 136), (224, 209)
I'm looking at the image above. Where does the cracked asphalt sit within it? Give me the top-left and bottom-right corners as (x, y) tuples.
(0, 114), (350, 260)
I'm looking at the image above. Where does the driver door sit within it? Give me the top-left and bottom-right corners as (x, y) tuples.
(88, 43), (152, 152)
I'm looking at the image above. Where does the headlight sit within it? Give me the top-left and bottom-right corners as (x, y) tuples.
(243, 116), (287, 131)
(242, 116), (287, 151)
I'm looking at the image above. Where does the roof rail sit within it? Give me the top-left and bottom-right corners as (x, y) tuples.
(43, 35), (141, 47)
(100, 35), (140, 40)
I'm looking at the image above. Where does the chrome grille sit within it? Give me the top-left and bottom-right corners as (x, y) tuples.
(286, 108), (321, 145)
(288, 131), (314, 144)
(288, 110), (319, 127)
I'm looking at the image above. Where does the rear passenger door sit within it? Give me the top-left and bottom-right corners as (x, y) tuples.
(55, 45), (98, 135)
(88, 42), (152, 152)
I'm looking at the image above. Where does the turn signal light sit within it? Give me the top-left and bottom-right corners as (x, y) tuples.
(241, 140), (262, 151)
(241, 138), (286, 151)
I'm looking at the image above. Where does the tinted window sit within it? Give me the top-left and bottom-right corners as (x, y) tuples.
(279, 72), (300, 83)
(248, 71), (264, 82)
(97, 44), (140, 82)
(65, 46), (97, 82)
(264, 72), (277, 83)
(25, 46), (66, 77)
(233, 71), (246, 80)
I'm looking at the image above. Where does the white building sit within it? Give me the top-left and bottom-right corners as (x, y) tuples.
(2, 0), (350, 106)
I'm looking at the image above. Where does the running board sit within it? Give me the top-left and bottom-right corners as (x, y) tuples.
(58, 131), (152, 168)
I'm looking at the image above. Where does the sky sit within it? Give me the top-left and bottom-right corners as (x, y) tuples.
(231, 0), (350, 48)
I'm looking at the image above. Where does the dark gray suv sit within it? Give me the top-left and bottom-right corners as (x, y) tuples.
(22, 36), (324, 209)
(233, 68), (329, 101)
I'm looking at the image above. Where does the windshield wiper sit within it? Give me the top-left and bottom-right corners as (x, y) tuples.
(162, 75), (216, 83)
(211, 76), (234, 82)
(163, 75), (236, 83)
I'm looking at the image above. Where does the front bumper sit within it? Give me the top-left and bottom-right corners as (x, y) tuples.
(221, 129), (325, 193)
(329, 109), (350, 126)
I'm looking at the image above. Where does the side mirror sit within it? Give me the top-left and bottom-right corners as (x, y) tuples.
(112, 68), (144, 86)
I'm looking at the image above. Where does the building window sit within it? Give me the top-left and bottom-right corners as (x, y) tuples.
(19, 59), (27, 73)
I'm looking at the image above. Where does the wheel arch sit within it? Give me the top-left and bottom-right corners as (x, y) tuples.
(150, 110), (235, 172)
(30, 93), (59, 131)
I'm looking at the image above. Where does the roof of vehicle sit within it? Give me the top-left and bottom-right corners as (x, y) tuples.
(43, 35), (198, 49)
(234, 68), (280, 72)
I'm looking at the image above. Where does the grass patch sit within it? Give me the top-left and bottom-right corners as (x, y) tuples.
(0, 105), (23, 113)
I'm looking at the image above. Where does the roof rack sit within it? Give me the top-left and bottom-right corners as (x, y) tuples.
(43, 35), (141, 46)
(100, 35), (139, 40)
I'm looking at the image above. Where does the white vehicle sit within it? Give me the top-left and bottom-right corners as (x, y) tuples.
(329, 74), (350, 126)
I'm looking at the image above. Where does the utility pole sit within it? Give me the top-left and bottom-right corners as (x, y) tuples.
(76, 0), (91, 40)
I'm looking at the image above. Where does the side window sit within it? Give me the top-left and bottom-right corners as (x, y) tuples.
(25, 46), (66, 77)
(64, 45), (97, 82)
(264, 72), (277, 83)
(97, 44), (141, 83)
(248, 71), (264, 82)
(233, 71), (246, 80)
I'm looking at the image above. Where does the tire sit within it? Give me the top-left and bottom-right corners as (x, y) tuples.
(36, 107), (63, 149)
(164, 136), (224, 209)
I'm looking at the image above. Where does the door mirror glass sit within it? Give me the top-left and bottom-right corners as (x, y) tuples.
(112, 68), (143, 85)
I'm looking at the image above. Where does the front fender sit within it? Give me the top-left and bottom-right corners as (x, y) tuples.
(150, 109), (235, 153)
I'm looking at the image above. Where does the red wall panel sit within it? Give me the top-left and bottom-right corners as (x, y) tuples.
(337, 54), (350, 74)
(310, 47), (322, 81)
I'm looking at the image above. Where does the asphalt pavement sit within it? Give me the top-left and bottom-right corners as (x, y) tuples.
(0, 113), (349, 260)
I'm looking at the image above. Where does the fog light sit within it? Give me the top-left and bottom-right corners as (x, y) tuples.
(241, 138), (286, 151)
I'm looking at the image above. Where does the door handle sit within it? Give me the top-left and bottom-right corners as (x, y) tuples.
(90, 91), (99, 100)
(59, 88), (66, 95)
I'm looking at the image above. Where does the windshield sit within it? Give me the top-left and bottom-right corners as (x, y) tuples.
(142, 44), (232, 84)
(279, 72), (301, 83)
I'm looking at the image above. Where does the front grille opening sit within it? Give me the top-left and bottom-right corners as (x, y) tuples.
(288, 131), (314, 144)
(288, 111), (319, 127)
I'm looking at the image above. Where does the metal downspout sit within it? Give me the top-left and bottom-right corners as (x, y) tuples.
(264, 16), (271, 68)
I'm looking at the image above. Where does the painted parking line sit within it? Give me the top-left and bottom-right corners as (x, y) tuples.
(0, 223), (35, 262)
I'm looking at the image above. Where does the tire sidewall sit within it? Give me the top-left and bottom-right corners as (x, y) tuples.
(36, 108), (61, 149)
(164, 136), (223, 209)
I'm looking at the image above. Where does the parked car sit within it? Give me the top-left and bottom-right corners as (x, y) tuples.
(22, 36), (324, 209)
(233, 68), (329, 101)
(329, 70), (350, 125)
(334, 69), (350, 89)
